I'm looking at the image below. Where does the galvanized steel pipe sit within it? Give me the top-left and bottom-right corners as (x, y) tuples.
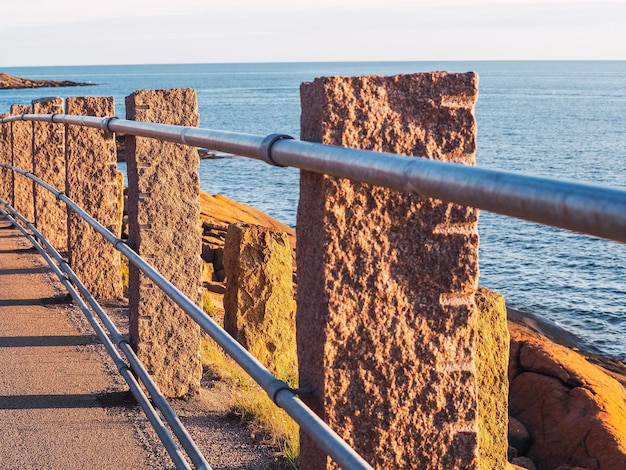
(3, 113), (626, 244)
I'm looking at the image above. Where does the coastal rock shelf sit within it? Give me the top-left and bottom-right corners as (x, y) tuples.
(0, 72), (93, 89)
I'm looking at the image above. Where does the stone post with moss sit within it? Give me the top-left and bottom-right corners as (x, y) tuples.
(223, 222), (296, 382)
(32, 97), (67, 253)
(65, 96), (123, 300)
(297, 73), (508, 469)
(125, 88), (203, 398)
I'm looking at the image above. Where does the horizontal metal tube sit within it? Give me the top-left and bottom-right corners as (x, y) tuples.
(4, 114), (268, 162)
(3, 113), (625, 244)
(269, 139), (626, 243)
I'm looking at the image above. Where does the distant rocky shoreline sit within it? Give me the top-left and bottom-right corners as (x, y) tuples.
(0, 72), (95, 89)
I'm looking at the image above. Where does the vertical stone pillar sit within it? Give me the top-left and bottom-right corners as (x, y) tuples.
(65, 97), (122, 299)
(0, 114), (12, 206)
(10, 104), (34, 223)
(297, 73), (488, 469)
(223, 223), (296, 379)
(125, 88), (202, 398)
(32, 97), (67, 253)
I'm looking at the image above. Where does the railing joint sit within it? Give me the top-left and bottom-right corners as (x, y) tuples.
(267, 378), (296, 405)
(259, 133), (293, 167)
(104, 116), (119, 133)
(180, 127), (191, 145)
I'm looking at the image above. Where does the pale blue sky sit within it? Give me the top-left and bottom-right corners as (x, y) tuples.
(0, 0), (624, 66)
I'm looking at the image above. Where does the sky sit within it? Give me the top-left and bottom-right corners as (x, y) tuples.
(0, 0), (625, 67)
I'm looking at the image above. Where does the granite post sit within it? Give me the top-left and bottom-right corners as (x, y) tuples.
(65, 97), (123, 299)
(32, 97), (67, 252)
(297, 73), (497, 469)
(223, 223), (296, 379)
(10, 104), (34, 224)
(126, 88), (203, 398)
(0, 114), (12, 205)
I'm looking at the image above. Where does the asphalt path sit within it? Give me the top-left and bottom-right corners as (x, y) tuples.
(0, 219), (168, 469)
(0, 217), (292, 470)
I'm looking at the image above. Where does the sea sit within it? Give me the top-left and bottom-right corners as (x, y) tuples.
(1, 61), (625, 361)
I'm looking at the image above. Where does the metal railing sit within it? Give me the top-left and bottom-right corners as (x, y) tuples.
(1, 112), (626, 469)
(0, 174), (210, 470)
(4, 112), (626, 244)
(0, 113), (375, 470)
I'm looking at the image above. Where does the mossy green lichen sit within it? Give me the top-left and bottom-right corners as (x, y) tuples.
(475, 287), (510, 470)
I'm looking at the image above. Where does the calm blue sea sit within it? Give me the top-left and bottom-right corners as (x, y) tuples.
(1, 61), (625, 360)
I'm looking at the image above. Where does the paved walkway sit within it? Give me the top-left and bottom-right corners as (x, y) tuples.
(0, 218), (168, 469)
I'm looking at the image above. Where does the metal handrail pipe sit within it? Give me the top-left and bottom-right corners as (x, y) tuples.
(269, 139), (626, 243)
(0, 166), (212, 469)
(3, 114), (267, 161)
(64, 267), (212, 470)
(0, 163), (373, 470)
(2, 112), (626, 243)
(0, 203), (193, 470)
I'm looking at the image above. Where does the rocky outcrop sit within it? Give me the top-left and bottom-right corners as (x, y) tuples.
(0, 72), (94, 89)
(508, 321), (626, 470)
(196, 192), (626, 470)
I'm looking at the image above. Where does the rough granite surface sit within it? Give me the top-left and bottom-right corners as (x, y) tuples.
(223, 223), (296, 378)
(10, 104), (34, 224)
(297, 73), (481, 469)
(126, 88), (203, 398)
(0, 113), (12, 205)
(32, 97), (67, 252)
(65, 96), (122, 299)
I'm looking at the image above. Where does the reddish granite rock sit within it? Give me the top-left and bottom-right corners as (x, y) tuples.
(223, 223), (296, 378)
(10, 104), (34, 224)
(65, 96), (122, 300)
(0, 113), (13, 205)
(475, 288), (510, 470)
(509, 322), (626, 470)
(298, 72), (483, 469)
(126, 88), (203, 398)
(32, 97), (67, 253)
(198, 191), (296, 282)
(508, 416), (530, 455)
